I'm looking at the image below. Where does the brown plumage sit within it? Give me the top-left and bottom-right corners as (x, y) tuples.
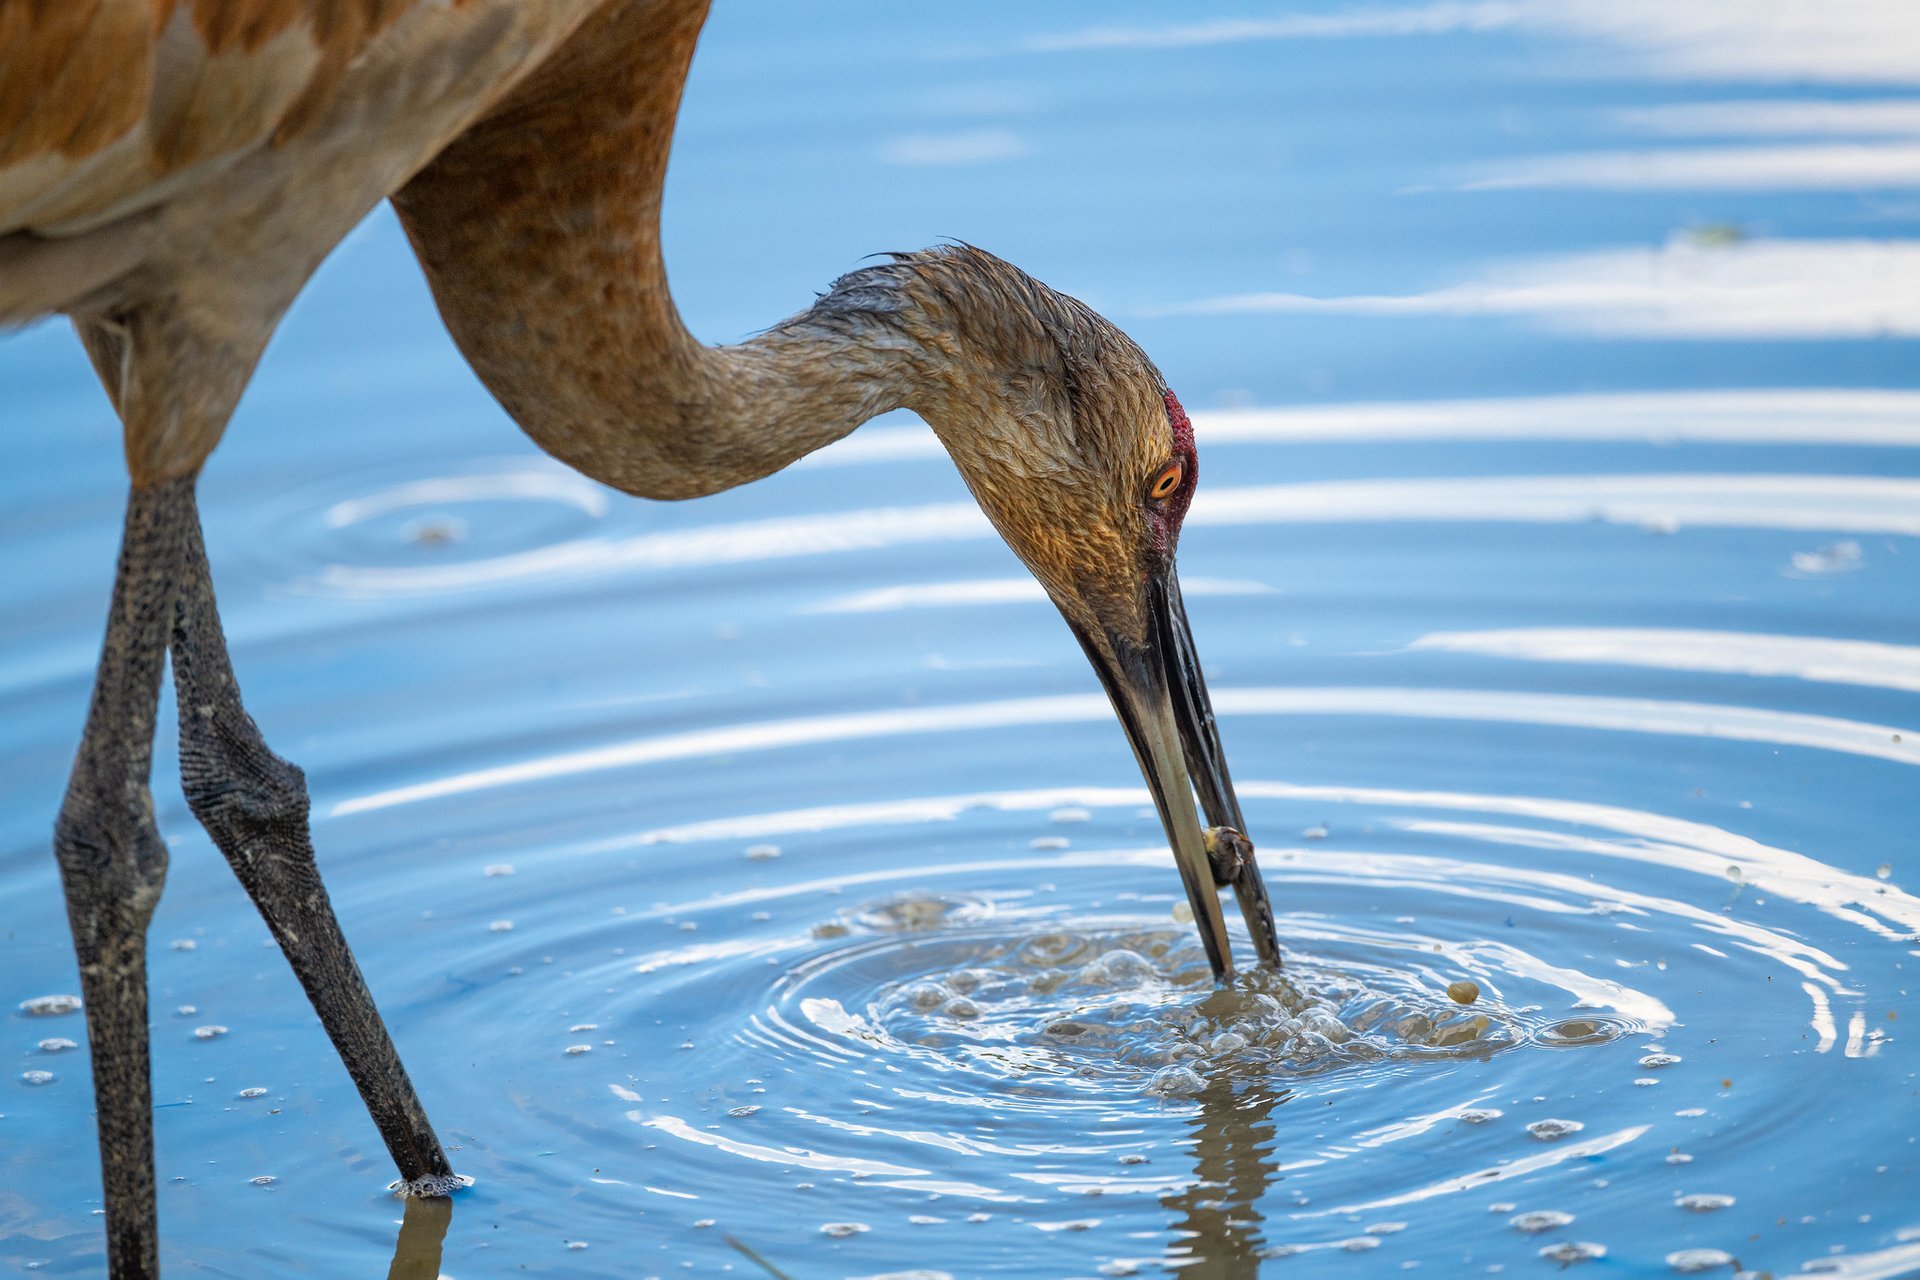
(1, 2), (1278, 1275)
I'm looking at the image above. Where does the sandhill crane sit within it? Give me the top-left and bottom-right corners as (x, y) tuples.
(0, 1), (1279, 1273)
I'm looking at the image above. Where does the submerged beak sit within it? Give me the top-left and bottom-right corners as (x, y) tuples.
(1067, 571), (1281, 981)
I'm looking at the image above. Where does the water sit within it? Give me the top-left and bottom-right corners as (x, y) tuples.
(3, 2), (1919, 1276)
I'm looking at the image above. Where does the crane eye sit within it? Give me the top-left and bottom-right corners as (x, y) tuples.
(1147, 460), (1184, 502)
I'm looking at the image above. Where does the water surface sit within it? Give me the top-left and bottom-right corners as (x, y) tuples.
(3, 2), (1918, 1276)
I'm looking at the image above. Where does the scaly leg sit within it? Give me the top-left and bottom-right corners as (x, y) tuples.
(168, 490), (461, 1195)
(53, 478), (193, 1279)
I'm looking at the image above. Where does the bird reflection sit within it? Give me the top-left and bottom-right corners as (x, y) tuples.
(384, 1195), (453, 1280)
(1160, 1074), (1294, 1276)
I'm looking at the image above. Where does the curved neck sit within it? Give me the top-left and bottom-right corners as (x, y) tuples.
(393, 0), (919, 499)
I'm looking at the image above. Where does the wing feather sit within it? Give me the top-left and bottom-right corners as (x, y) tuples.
(0, 0), (425, 234)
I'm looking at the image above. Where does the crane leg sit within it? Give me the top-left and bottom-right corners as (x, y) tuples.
(53, 478), (192, 1280)
(168, 484), (461, 1196)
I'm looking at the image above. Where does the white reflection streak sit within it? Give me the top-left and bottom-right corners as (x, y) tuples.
(1191, 473), (1920, 535)
(1459, 144), (1920, 192)
(1616, 99), (1920, 137)
(802, 391), (1920, 463)
(324, 469), (610, 528)
(640, 1114), (1016, 1200)
(1412, 627), (1920, 693)
(332, 686), (1915, 815)
(641, 1113), (920, 1177)
(1021, 0), (1920, 86)
(1319, 1124), (1650, 1214)
(808, 575), (1273, 614)
(315, 472), (1920, 597)
(1791, 1241), (1920, 1279)
(1154, 239), (1920, 339)
(1804, 981), (1838, 1052)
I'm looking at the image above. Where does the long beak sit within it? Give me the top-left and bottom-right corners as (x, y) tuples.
(1066, 571), (1281, 981)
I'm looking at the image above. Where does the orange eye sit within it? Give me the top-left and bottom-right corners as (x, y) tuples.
(1147, 461), (1184, 502)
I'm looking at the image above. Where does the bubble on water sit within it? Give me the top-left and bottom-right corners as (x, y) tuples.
(1050, 807), (1091, 824)
(484, 863), (515, 877)
(565, 1240), (589, 1250)
(1666, 1248), (1736, 1272)
(820, 1222), (869, 1238)
(853, 894), (983, 933)
(1538, 1018), (1629, 1047)
(1302, 824), (1329, 839)
(18, 995), (80, 1017)
(36, 1038), (76, 1054)
(1635, 1077), (1661, 1087)
(564, 1044), (592, 1056)
(847, 926), (1524, 1092)
(728, 1105), (760, 1118)
(1511, 1210), (1574, 1233)
(1340, 1236), (1381, 1251)
(1118, 1153), (1148, 1165)
(489, 920), (513, 933)
(238, 1087), (268, 1099)
(176, 1006), (197, 1017)
(1877, 863), (1892, 880)
(1367, 1221), (1407, 1235)
(171, 939), (196, 952)
(20, 1070), (55, 1086)
(1527, 1118), (1585, 1141)
(1538, 1241), (1607, 1263)
(909, 1215), (943, 1225)
(570, 1023), (598, 1033)
(1667, 1151), (1694, 1165)
(193, 1025), (228, 1040)
(1460, 1108), (1503, 1123)
(1640, 1053), (1682, 1068)
(1171, 901), (1194, 924)
(1147, 1065), (1206, 1097)
(1677, 1193), (1735, 1212)
(249, 1175), (276, 1187)
(1082, 949), (1158, 987)
(1031, 836), (1070, 851)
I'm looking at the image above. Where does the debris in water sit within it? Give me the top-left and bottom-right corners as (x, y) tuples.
(1538, 1241), (1607, 1263)
(1666, 1247), (1736, 1273)
(1526, 1117), (1585, 1141)
(18, 995), (81, 1017)
(1511, 1210), (1574, 1233)
(1677, 1193), (1735, 1212)
(819, 1222), (869, 1238)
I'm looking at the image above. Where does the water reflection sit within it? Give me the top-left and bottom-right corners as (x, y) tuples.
(1160, 1074), (1290, 1277)
(384, 1196), (452, 1280)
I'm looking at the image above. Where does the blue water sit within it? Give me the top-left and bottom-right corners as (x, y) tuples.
(4, 3), (1919, 1277)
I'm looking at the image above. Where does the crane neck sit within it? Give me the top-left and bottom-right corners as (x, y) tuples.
(392, 0), (938, 500)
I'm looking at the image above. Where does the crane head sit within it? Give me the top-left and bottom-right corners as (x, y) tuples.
(885, 246), (1282, 981)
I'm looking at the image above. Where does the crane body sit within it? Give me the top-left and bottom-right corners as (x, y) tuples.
(0, 3), (1278, 1274)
